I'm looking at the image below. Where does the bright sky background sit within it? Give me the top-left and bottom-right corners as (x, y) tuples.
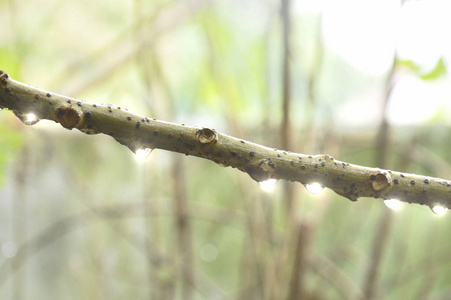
(301, 0), (451, 126)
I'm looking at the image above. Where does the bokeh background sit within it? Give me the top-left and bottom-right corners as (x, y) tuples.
(1, 0), (451, 299)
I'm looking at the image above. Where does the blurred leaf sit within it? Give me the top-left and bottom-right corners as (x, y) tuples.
(395, 59), (420, 73)
(395, 57), (446, 81)
(420, 57), (446, 81)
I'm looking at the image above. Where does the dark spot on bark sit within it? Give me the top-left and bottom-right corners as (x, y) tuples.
(424, 179), (430, 184)
(231, 151), (237, 157)
(127, 117), (132, 121)
(410, 180), (415, 185)
(369, 174), (376, 181)
(85, 112), (92, 118)
(249, 151), (255, 157)
(34, 94), (40, 99)
(93, 104), (97, 107)
(46, 93), (51, 97)
(400, 174), (405, 178)
(153, 130), (159, 136)
(301, 165), (306, 170)
(394, 179), (399, 184)
(4, 87), (10, 93)
(136, 122), (140, 129)
(168, 133), (174, 138)
(77, 101), (82, 106)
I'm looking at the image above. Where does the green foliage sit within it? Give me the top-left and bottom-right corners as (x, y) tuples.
(396, 57), (447, 80)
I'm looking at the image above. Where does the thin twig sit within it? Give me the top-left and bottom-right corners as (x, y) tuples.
(0, 70), (450, 210)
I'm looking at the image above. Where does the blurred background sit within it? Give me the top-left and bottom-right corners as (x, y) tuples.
(1, 0), (451, 299)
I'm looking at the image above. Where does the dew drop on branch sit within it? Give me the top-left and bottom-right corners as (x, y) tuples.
(259, 178), (277, 192)
(431, 205), (447, 215)
(305, 183), (324, 194)
(384, 199), (402, 210)
(17, 113), (40, 125)
(134, 147), (153, 161)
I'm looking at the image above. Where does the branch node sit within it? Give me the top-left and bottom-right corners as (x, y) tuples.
(55, 106), (81, 129)
(196, 128), (217, 144)
(369, 171), (392, 192)
(0, 71), (9, 86)
(245, 164), (271, 182)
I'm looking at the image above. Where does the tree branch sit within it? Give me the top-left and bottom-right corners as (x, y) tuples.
(1, 70), (450, 210)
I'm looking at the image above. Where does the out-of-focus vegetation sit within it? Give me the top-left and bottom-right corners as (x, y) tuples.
(1, 0), (451, 299)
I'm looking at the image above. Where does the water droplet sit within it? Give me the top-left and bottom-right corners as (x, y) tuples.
(384, 199), (402, 210)
(431, 205), (447, 215)
(134, 147), (152, 160)
(16, 112), (40, 125)
(305, 182), (324, 194)
(26, 113), (39, 124)
(259, 178), (277, 192)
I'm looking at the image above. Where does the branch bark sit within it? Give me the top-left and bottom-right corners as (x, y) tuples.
(1, 70), (450, 210)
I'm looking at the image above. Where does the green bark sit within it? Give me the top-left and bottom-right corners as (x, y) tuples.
(0, 70), (450, 210)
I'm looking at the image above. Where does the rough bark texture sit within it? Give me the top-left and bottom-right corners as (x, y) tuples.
(1, 70), (450, 210)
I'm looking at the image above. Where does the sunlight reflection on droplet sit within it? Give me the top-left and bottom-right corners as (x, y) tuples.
(305, 183), (324, 194)
(431, 205), (447, 215)
(259, 179), (277, 192)
(1, 241), (18, 258)
(384, 199), (402, 210)
(134, 147), (152, 160)
(25, 113), (38, 125)
(199, 243), (218, 262)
